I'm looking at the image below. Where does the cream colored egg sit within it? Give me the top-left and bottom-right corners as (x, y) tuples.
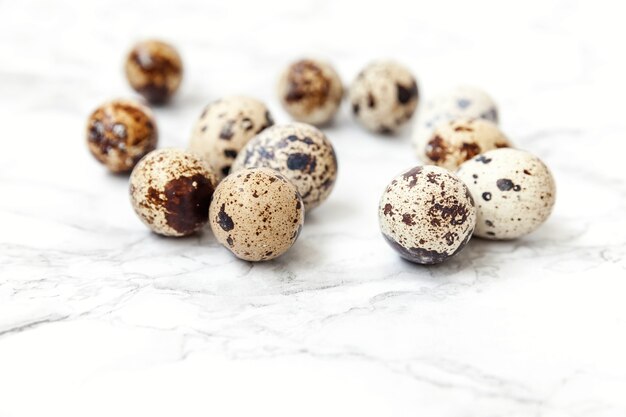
(189, 96), (274, 180)
(231, 123), (337, 210)
(379, 165), (476, 264)
(129, 148), (217, 237)
(456, 148), (556, 240)
(209, 168), (305, 261)
(349, 60), (418, 133)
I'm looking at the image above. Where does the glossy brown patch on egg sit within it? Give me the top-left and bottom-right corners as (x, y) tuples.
(231, 123), (338, 210)
(129, 148), (217, 236)
(189, 96), (274, 181)
(86, 99), (157, 173)
(277, 59), (344, 126)
(125, 40), (183, 104)
(348, 60), (418, 134)
(378, 165), (476, 264)
(209, 168), (305, 261)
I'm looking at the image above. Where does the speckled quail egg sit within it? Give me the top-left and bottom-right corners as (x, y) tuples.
(379, 165), (476, 264)
(129, 148), (217, 237)
(456, 148), (556, 240)
(231, 123), (337, 210)
(420, 118), (511, 171)
(86, 99), (158, 173)
(125, 40), (183, 104)
(413, 86), (499, 156)
(209, 168), (305, 261)
(189, 96), (274, 180)
(277, 58), (344, 126)
(349, 60), (418, 133)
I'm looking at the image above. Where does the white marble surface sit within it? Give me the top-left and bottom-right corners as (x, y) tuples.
(1, 0), (625, 416)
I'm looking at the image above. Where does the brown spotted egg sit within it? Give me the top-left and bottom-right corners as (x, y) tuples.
(231, 123), (337, 210)
(129, 148), (217, 237)
(209, 168), (305, 261)
(349, 60), (418, 134)
(413, 86), (499, 157)
(125, 40), (183, 104)
(457, 148), (556, 240)
(420, 118), (512, 171)
(379, 165), (477, 264)
(86, 99), (157, 173)
(189, 96), (274, 180)
(277, 58), (344, 126)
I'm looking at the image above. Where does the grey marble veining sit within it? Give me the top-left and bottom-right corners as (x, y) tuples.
(1, 0), (625, 416)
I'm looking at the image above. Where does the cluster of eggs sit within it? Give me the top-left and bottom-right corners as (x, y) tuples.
(379, 87), (556, 264)
(85, 40), (556, 265)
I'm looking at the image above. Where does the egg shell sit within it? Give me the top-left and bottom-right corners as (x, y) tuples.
(189, 96), (274, 180)
(125, 40), (183, 104)
(129, 148), (217, 237)
(349, 60), (418, 133)
(277, 58), (344, 126)
(413, 86), (499, 155)
(379, 165), (476, 264)
(86, 99), (158, 173)
(420, 118), (511, 170)
(456, 148), (556, 240)
(231, 123), (337, 210)
(209, 167), (305, 261)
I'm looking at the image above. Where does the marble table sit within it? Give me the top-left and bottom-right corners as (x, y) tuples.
(1, 0), (625, 415)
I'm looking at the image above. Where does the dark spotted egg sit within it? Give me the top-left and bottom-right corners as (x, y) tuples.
(231, 123), (337, 210)
(277, 58), (344, 126)
(379, 165), (477, 265)
(209, 168), (305, 262)
(125, 40), (183, 104)
(86, 99), (158, 173)
(129, 148), (217, 237)
(349, 60), (418, 134)
(189, 96), (274, 181)
(457, 148), (556, 240)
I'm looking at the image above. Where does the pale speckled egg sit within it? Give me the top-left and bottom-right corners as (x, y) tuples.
(419, 118), (512, 171)
(413, 86), (499, 156)
(209, 168), (305, 261)
(189, 96), (274, 180)
(129, 148), (217, 237)
(349, 60), (418, 134)
(86, 99), (158, 173)
(277, 58), (344, 126)
(231, 123), (337, 210)
(379, 165), (476, 264)
(125, 39), (183, 104)
(456, 148), (556, 240)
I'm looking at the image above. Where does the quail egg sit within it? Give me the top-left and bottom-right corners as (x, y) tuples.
(379, 165), (476, 264)
(456, 148), (556, 240)
(231, 123), (337, 210)
(209, 168), (305, 261)
(420, 118), (511, 170)
(413, 86), (499, 156)
(86, 99), (157, 173)
(189, 96), (274, 180)
(125, 40), (183, 104)
(277, 58), (344, 126)
(129, 148), (217, 236)
(349, 60), (418, 133)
